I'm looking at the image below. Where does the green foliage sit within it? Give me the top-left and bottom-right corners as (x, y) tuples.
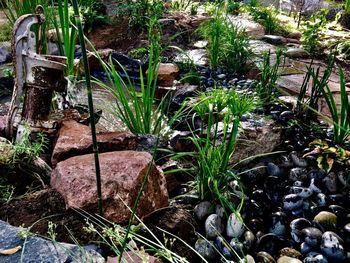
(171, 0), (191, 11)
(0, 23), (11, 42)
(1, 0), (51, 54)
(226, 0), (240, 14)
(256, 49), (283, 104)
(199, 12), (226, 69)
(199, 13), (252, 71)
(189, 89), (253, 212)
(297, 58), (334, 121)
(301, 14), (326, 56)
(311, 64), (350, 144)
(78, 0), (108, 32)
(128, 47), (148, 59)
(96, 19), (178, 135)
(336, 40), (350, 59)
(249, 6), (281, 34)
(307, 139), (350, 172)
(345, 0), (350, 13)
(115, 0), (164, 30)
(52, 0), (77, 76)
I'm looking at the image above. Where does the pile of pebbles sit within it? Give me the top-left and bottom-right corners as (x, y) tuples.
(192, 110), (349, 262)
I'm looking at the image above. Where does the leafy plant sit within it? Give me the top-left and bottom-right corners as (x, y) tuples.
(336, 40), (350, 59)
(256, 49), (284, 104)
(305, 139), (350, 172)
(78, 0), (108, 32)
(301, 13), (326, 56)
(311, 64), (350, 144)
(189, 89), (253, 213)
(226, 0), (240, 14)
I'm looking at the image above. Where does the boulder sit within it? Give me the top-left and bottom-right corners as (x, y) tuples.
(156, 63), (180, 86)
(231, 116), (282, 164)
(262, 35), (286, 45)
(0, 220), (104, 263)
(0, 42), (11, 64)
(51, 120), (137, 166)
(228, 15), (265, 39)
(51, 151), (169, 223)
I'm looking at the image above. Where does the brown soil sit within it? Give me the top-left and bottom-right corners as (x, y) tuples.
(0, 189), (97, 244)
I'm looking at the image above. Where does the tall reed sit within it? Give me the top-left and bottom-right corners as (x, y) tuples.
(71, 0), (102, 215)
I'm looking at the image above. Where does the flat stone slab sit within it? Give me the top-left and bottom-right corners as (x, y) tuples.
(228, 15), (265, 39)
(0, 220), (104, 263)
(175, 49), (208, 67)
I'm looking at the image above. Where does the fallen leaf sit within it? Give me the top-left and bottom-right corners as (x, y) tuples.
(0, 246), (22, 255)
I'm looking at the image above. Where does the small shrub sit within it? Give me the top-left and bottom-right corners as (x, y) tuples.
(0, 23), (11, 42)
(301, 13), (326, 56)
(249, 6), (281, 34)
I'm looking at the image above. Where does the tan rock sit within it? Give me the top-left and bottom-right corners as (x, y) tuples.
(156, 63), (180, 86)
(51, 151), (169, 223)
(107, 252), (162, 263)
(51, 120), (137, 166)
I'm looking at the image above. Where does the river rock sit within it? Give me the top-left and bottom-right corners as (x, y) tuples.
(0, 220), (104, 263)
(302, 227), (323, 247)
(195, 239), (216, 260)
(205, 214), (224, 239)
(0, 42), (11, 64)
(194, 201), (214, 221)
(313, 211), (337, 232)
(320, 231), (346, 262)
(277, 256), (302, 263)
(51, 151), (168, 223)
(304, 252), (329, 263)
(227, 213), (245, 238)
(262, 35), (286, 45)
(285, 48), (309, 58)
(51, 120), (137, 166)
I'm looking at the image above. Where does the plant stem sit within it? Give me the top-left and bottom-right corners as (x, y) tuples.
(71, 0), (103, 216)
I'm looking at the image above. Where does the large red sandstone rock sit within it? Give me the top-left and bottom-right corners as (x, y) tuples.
(51, 120), (136, 166)
(156, 63), (179, 86)
(51, 151), (169, 223)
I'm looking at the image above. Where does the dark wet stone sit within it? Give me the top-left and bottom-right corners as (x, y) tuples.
(320, 231), (346, 262)
(283, 194), (303, 211)
(290, 218), (312, 243)
(205, 214), (224, 239)
(316, 193), (327, 206)
(243, 231), (256, 252)
(256, 233), (285, 256)
(269, 212), (287, 237)
(248, 218), (263, 234)
(215, 236), (232, 259)
(194, 201), (214, 221)
(307, 170), (326, 181)
(267, 162), (283, 177)
(230, 238), (245, 256)
(256, 251), (276, 263)
(322, 172), (338, 193)
(290, 151), (308, 167)
(302, 227), (323, 247)
(279, 111), (294, 122)
(289, 186), (313, 199)
(289, 168), (307, 182)
(300, 242), (313, 254)
(313, 211), (337, 232)
(304, 252), (329, 263)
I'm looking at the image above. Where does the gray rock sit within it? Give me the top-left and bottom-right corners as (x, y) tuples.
(290, 186), (313, 199)
(205, 214), (224, 239)
(290, 218), (312, 243)
(290, 152), (308, 167)
(289, 168), (307, 182)
(285, 48), (309, 58)
(256, 251), (276, 263)
(0, 42), (11, 64)
(194, 239), (217, 260)
(321, 231), (346, 262)
(262, 35), (286, 45)
(0, 220), (104, 263)
(194, 201), (214, 221)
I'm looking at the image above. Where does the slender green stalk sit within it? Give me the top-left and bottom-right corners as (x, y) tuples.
(71, 0), (102, 215)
